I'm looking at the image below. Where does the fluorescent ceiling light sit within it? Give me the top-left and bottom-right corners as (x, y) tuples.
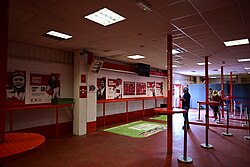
(136, 0), (152, 12)
(224, 38), (249, 47)
(165, 65), (178, 68)
(210, 76), (217, 79)
(172, 49), (180, 54)
(84, 8), (125, 26)
(244, 67), (250, 70)
(197, 62), (211, 66)
(172, 48), (185, 54)
(46, 30), (72, 39)
(127, 55), (145, 59)
(238, 58), (250, 62)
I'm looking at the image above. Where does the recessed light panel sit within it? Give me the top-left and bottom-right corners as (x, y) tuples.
(46, 30), (72, 40)
(224, 38), (249, 47)
(238, 58), (250, 62)
(84, 8), (126, 26)
(127, 55), (145, 59)
(165, 65), (178, 68)
(197, 62), (211, 66)
(172, 48), (185, 54)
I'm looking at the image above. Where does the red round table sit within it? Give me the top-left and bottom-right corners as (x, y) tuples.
(0, 133), (45, 166)
(154, 108), (193, 163)
(154, 108), (186, 154)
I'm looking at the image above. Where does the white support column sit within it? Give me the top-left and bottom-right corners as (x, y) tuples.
(86, 71), (97, 124)
(73, 51), (87, 135)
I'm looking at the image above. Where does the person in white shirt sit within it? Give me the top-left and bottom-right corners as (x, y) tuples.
(114, 78), (122, 99)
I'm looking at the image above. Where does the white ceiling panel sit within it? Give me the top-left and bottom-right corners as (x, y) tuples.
(7, 0), (250, 76)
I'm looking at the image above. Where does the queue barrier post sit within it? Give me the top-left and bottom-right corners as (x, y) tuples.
(196, 102), (203, 122)
(200, 104), (214, 149)
(240, 103), (243, 119)
(178, 119), (193, 163)
(222, 102), (233, 136)
(244, 108), (250, 140)
(242, 107), (248, 127)
(233, 101), (236, 116)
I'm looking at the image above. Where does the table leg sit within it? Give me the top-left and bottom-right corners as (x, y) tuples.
(167, 114), (172, 154)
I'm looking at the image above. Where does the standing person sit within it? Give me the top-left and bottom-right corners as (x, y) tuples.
(46, 73), (60, 99)
(209, 88), (213, 101)
(212, 90), (221, 121)
(209, 88), (214, 110)
(6, 72), (26, 105)
(180, 87), (191, 129)
(97, 77), (106, 100)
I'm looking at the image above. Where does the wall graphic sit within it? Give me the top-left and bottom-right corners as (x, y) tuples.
(124, 81), (135, 95)
(80, 86), (87, 98)
(29, 73), (60, 104)
(107, 78), (122, 99)
(147, 81), (155, 96)
(155, 82), (163, 96)
(6, 70), (26, 105)
(97, 77), (106, 100)
(136, 82), (146, 95)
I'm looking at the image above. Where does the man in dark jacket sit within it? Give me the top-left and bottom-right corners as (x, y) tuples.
(180, 87), (191, 129)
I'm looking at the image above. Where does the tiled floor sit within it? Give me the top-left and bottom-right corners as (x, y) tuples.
(5, 109), (250, 167)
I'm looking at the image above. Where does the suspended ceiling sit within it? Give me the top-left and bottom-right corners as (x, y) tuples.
(8, 0), (250, 76)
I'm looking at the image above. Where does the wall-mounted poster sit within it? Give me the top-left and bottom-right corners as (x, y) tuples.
(107, 78), (122, 99)
(124, 81), (135, 95)
(155, 82), (163, 96)
(6, 70), (26, 105)
(29, 73), (60, 104)
(147, 81), (155, 96)
(136, 82), (146, 95)
(80, 86), (87, 98)
(81, 74), (86, 83)
(97, 77), (106, 100)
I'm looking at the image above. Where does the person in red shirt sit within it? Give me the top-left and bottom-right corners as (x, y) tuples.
(212, 90), (221, 120)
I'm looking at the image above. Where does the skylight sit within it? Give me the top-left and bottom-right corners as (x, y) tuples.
(46, 30), (72, 40)
(197, 62), (211, 66)
(127, 55), (145, 60)
(84, 8), (126, 26)
(224, 38), (249, 47)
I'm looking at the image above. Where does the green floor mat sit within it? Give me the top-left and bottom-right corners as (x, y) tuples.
(149, 115), (168, 121)
(104, 120), (166, 138)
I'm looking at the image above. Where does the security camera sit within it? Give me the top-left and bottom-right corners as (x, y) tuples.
(80, 49), (89, 56)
